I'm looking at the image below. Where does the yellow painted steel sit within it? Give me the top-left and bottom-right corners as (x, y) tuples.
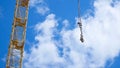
(6, 0), (29, 68)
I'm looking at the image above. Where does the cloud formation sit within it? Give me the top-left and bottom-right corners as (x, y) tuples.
(30, 0), (49, 15)
(24, 0), (120, 68)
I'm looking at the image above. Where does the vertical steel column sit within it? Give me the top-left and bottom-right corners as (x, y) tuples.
(6, 0), (29, 68)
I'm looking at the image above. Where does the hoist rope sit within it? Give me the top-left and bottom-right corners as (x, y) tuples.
(78, 0), (84, 43)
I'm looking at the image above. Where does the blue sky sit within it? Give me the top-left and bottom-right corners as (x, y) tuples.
(0, 0), (120, 68)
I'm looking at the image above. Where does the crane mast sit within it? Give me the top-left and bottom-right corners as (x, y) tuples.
(6, 0), (29, 68)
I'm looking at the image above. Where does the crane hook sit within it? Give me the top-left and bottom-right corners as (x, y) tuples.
(78, 22), (84, 43)
(78, 0), (84, 43)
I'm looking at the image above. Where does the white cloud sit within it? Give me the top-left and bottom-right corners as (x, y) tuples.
(30, 0), (49, 15)
(83, 0), (120, 67)
(24, 14), (65, 68)
(36, 6), (49, 15)
(30, 0), (44, 7)
(62, 19), (69, 28)
(24, 0), (120, 68)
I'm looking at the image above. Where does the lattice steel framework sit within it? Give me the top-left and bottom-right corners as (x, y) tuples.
(6, 0), (29, 68)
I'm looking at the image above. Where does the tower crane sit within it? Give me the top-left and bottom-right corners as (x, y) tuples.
(78, 0), (84, 43)
(6, 0), (84, 68)
(6, 0), (29, 68)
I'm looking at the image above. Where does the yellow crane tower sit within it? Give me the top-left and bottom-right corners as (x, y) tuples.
(6, 0), (29, 68)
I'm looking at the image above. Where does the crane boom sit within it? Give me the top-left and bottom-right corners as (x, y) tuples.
(6, 0), (29, 68)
